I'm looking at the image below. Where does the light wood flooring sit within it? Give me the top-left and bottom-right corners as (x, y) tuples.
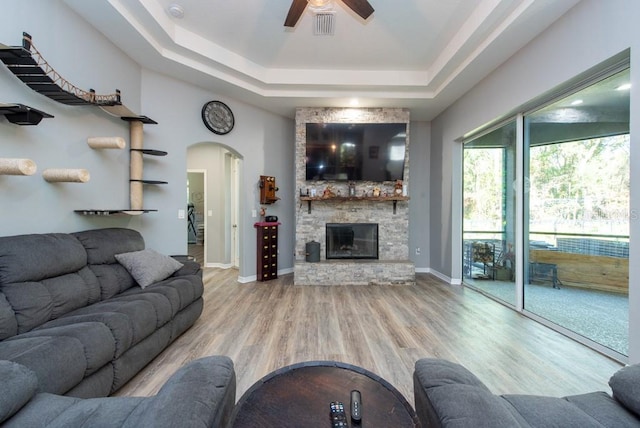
(115, 268), (623, 407)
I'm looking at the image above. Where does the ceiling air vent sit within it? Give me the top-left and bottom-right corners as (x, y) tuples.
(314, 12), (335, 35)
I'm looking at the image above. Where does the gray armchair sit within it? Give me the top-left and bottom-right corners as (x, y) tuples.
(1, 356), (236, 428)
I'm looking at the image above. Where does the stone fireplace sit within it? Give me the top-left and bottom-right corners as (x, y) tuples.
(294, 107), (415, 286)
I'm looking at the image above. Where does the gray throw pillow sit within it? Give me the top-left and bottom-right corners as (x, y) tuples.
(115, 249), (183, 288)
(609, 363), (640, 417)
(0, 360), (38, 423)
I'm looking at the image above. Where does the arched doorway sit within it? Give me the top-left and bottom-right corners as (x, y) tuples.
(186, 142), (243, 270)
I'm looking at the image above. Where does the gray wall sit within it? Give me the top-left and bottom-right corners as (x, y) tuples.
(429, 0), (640, 362)
(408, 121), (430, 270)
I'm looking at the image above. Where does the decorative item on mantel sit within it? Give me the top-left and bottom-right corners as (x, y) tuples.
(348, 181), (356, 197)
(322, 185), (336, 198)
(394, 180), (403, 196)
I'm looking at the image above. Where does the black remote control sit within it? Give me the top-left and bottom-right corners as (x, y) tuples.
(351, 389), (362, 423)
(329, 401), (348, 428)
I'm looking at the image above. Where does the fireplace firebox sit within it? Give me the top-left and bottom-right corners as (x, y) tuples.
(326, 223), (378, 259)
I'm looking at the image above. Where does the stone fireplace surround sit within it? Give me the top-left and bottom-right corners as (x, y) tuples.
(294, 108), (415, 286)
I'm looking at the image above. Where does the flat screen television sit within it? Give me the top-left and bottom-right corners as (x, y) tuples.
(305, 123), (407, 182)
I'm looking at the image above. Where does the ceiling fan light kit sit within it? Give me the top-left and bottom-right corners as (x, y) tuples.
(284, 0), (374, 28)
(308, 0), (333, 12)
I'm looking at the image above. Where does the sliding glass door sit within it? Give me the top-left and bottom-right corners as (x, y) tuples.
(463, 121), (517, 305)
(462, 66), (630, 358)
(523, 69), (630, 356)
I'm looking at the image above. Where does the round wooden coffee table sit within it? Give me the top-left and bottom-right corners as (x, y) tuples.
(229, 361), (420, 427)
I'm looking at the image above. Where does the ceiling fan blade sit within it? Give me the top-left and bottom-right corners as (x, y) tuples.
(284, 0), (308, 27)
(341, 0), (374, 20)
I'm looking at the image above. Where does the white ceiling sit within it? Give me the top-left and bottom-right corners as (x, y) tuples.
(63, 0), (581, 121)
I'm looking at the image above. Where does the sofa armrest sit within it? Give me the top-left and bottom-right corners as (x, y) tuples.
(171, 259), (202, 277)
(413, 358), (526, 428)
(123, 356), (236, 428)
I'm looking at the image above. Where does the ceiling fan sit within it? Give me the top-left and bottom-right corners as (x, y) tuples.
(284, 0), (374, 27)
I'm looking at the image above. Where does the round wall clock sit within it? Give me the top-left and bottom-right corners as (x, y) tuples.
(201, 101), (234, 135)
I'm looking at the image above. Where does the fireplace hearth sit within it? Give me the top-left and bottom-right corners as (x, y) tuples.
(326, 223), (378, 259)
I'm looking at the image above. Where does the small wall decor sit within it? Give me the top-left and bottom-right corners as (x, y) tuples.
(259, 175), (279, 204)
(0, 158), (37, 175)
(43, 168), (90, 183)
(201, 101), (234, 135)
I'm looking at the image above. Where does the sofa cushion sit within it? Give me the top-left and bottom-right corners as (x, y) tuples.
(425, 384), (525, 427)
(0, 360), (38, 423)
(0, 336), (87, 394)
(2, 392), (146, 428)
(566, 391), (640, 428)
(0, 267), (101, 335)
(86, 264), (137, 300)
(0, 292), (18, 340)
(73, 228), (146, 299)
(72, 228), (145, 265)
(62, 299), (158, 348)
(107, 293), (174, 327)
(609, 364), (640, 417)
(122, 276), (203, 314)
(40, 312), (133, 359)
(0, 233), (100, 335)
(502, 394), (607, 428)
(18, 323), (116, 376)
(0, 233), (87, 284)
(115, 249), (184, 288)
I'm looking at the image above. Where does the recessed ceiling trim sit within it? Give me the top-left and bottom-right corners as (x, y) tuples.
(427, 0), (504, 85)
(433, 0), (537, 96)
(106, 0), (502, 91)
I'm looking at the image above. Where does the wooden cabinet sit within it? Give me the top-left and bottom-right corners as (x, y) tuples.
(255, 222), (279, 281)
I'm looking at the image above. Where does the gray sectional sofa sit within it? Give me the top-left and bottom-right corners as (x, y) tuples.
(0, 227), (236, 426)
(414, 358), (640, 427)
(0, 227), (205, 397)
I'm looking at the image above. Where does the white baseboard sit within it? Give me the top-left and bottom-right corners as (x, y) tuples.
(205, 262), (233, 269)
(423, 268), (462, 285)
(237, 274), (256, 283)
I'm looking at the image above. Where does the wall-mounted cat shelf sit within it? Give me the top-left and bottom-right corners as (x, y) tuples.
(43, 168), (90, 183)
(0, 158), (37, 175)
(1, 32), (165, 216)
(0, 33), (120, 107)
(0, 103), (52, 125)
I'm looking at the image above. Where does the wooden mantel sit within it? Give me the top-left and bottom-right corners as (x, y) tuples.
(300, 195), (409, 214)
